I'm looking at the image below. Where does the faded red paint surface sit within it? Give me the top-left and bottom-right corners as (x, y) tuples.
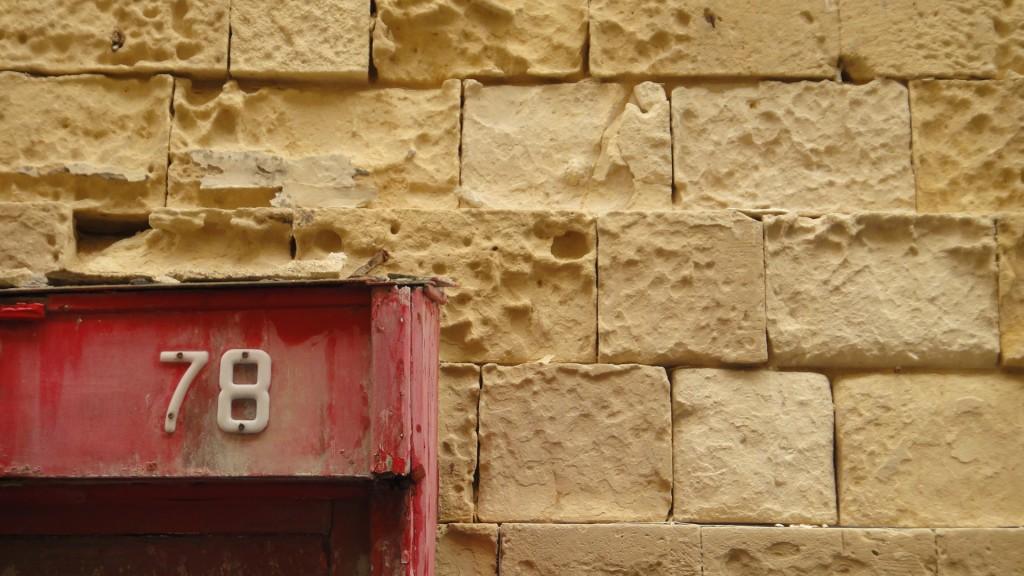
(0, 282), (440, 576)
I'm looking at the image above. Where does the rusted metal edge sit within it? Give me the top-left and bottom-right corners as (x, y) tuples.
(0, 275), (455, 297)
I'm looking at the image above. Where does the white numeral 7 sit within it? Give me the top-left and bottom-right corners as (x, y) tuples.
(160, 351), (210, 433)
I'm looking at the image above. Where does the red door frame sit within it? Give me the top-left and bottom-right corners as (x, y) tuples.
(0, 281), (440, 576)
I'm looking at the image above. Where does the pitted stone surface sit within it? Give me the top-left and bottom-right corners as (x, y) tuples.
(835, 373), (1024, 527)
(702, 527), (936, 575)
(0, 73), (172, 221)
(598, 211), (765, 365)
(937, 529), (1024, 576)
(840, 0), (1002, 81)
(66, 208), (295, 282)
(500, 524), (700, 576)
(0, 202), (75, 287)
(765, 213), (999, 368)
(997, 0), (1024, 76)
(911, 78), (1024, 213)
(293, 209), (596, 363)
(231, 0), (368, 81)
(590, 0), (838, 78)
(672, 368), (835, 524)
(0, 0), (228, 77)
(478, 364), (671, 522)
(436, 524), (498, 576)
(461, 80), (671, 211)
(373, 0), (586, 84)
(672, 80), (914, 212)
(999, 216), (1024, 366)
(439, 364), (479, 523)
(169, 80), (460, 210)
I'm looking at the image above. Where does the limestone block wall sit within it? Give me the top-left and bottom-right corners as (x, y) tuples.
(1, 1), (1023, 574)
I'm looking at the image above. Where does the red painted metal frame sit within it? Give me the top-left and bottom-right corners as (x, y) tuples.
(0, 282), (439, 576)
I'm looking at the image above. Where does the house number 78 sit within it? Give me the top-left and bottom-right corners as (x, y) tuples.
(160, 349), (272, 435)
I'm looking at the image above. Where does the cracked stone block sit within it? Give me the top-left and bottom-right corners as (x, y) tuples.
(598, 211), (765, 365)
(702, 527), (936, 576)
(0, 73), (173, 222)
(672, 368), (835, 524)
(672, 80), (914, 212)
(461, 80), (671, 211)
(373, 0), (586, 85)
(500, 524), (700, 576)
(0, 0), (228, 77)
(436, 524), (498, 576)
(590, 0), (838, 78)
(63, 208), (297, 282)
(439, 364), (479, 523)
(169, 79), (460, 210)
(231, 0), (368, 81)
(839, 0), (1007, 80)
(835, 373), (1024, 527)
(999, 216), (1024, 366)
(293, 209), (596, 364)
(765, 213), (999, 369)
(477, 364), (671, 522)
(911, 78), (1024, 213)
(0, 202), (75, 288)
(937, 529), (1024, 576)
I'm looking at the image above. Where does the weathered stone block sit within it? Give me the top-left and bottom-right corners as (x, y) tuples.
(436, 524), (498, 576)
(65, 208), (295, 282)
(598, 211), (765, 365)
(478, 364), (671, 522)
(702, 527), (936, 575)
(998, 217), (1024, 366)
(0, 202), (75, 287)
(169, 80), (460, 210)
(840, 0), (1003, 81)
(439, 364), (479, 523)
(461, 80), (671, 211)
(231, 0), (368, 81)
(0, 73), (173, 221)
(997, 1), (1024, 76)
(672, 368), (835, 524)
(293, 209), (596, 363)
(937, 529), (1024, 576)
(373, 0), (586, 85)
(0, 0), (228, 77)
(911, 78), (1024, 213)
(765, 213), (998, 368)
(835, 373), (1024, 527)
(500, 524), (700, 576)
(589, 0), (838, 78)
(672, 80), (913, 212)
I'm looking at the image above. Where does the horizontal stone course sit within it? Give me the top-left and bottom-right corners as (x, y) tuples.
(436, 523), (498, 576)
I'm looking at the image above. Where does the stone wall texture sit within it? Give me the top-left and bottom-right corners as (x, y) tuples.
(1, 1), (1022, 574)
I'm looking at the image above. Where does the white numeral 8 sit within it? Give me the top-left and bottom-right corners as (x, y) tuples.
(217, 349), (272, 434)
